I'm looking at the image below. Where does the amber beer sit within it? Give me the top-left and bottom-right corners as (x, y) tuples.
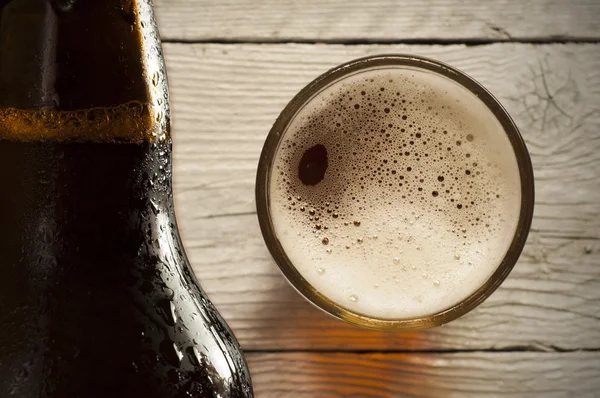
(0, 1), (253, 396)
(257, 56), (534, 329)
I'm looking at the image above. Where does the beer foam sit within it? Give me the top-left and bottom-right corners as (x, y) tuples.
(0, 101), (169, 143)
(269, 66), (522, 320)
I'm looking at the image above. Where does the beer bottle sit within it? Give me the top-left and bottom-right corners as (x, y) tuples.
(0, 1), (254, 397)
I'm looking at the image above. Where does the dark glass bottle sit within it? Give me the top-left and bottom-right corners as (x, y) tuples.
(0, 1), (254, 397)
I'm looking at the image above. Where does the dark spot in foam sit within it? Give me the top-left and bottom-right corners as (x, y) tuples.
(298, 144), (328, 186)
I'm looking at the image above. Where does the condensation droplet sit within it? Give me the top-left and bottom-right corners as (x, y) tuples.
(187, 346), (202, 367)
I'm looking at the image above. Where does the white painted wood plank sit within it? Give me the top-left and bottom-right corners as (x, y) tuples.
(247, 352), (600, 397)
(154, 0), (600, 42)
(165, 43), (600, 239)
(163, 43), (600, 350)
(183, 215), (600, 351)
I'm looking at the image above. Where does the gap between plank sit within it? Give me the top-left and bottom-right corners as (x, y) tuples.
(162, 37), (600, 46)
(243, 347), (600, 354)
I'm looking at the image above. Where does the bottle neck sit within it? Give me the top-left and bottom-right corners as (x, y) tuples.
(0, 0), (175, 258)
(0, 0), (170, 143)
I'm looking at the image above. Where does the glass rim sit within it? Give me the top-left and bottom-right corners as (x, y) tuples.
(256, 54), (535, 331)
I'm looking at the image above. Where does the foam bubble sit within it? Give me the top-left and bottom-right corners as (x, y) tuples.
(269, 66), (521, 319)
(0, 101), (166, 143)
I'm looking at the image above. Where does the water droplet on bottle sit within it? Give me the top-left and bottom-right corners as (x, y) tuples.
(349, 294), (358, 302)
(159, 340), (183, 367)
(160, 261), (173, 273)
(187, 346), (202, 366)
(317, 267), (325, 275)
(393, 257), (400, 265)
(454, 254), (460, 260)
(158, 299), (177, 326)
(149, 199), (159, 215)
(170, 301), (178, 322)
(152, 72), (160, 87)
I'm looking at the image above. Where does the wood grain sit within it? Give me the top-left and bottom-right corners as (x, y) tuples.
(154, 0), (600, 42)
(184, 217), (600, 351)
(163, 43), (600, 350)
(247, 352), (600, 397)
(165, 43), (600, 239)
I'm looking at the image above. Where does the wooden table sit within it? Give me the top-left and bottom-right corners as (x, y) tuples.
(154, 1), (600, 396)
